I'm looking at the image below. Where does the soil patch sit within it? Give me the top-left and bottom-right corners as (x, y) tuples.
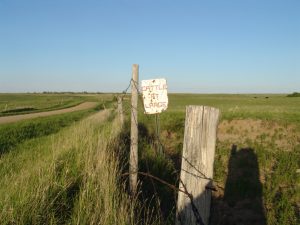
(218, 119), (299, 151)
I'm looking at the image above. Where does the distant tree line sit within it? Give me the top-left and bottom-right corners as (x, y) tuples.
(287, 92), (300, 97)
(41, 91), (103, 94)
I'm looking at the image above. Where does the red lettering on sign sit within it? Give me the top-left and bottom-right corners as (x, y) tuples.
(141, 84), (167, 92)
(144, 102), (167, 109)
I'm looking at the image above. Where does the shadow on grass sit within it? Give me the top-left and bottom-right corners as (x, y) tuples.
(210, 145), (266, 225)
(118, 120), (178, 224)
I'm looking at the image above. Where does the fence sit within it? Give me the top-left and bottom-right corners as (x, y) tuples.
(116, 64), (220, 225)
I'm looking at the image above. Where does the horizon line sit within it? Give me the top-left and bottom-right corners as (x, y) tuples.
(0, 91), (295, 95)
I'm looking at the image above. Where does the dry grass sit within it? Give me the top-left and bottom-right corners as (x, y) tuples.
(218, 119), (300, 151)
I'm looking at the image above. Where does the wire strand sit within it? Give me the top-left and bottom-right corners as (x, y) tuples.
(116, 77), (223, 224)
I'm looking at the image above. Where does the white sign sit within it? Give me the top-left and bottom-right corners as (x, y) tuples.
(141, 78), (168, 114)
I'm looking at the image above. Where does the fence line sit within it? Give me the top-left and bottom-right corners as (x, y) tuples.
(115, 76), (221, 225)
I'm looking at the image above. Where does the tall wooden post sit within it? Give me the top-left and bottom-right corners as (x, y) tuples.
(117, 96), (124, 127)
(130, 64), (139, 195)
(176, 106), (220, 225)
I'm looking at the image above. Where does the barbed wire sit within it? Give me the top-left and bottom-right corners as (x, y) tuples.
(120, 78), (133, 99)
(117, 79), (163, 206)
(116, 77), (223, 224)
(122, 171), (205, 225)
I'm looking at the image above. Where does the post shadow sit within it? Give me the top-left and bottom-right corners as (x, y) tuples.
(210, 145), (266, 225)
(176, 145), (266, 225)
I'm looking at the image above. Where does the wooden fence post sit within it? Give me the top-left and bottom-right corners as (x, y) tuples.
(130, 64), (139, 195)
(176, 106), (220, 225)
(117, 96), (124, 127)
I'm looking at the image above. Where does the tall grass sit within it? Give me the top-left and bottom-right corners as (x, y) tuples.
(0, 110), (149, 224)
(0, 109), (95, 155)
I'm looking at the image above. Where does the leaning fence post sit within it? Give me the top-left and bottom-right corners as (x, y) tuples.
(176, 106), (220, 225)
(117, 96), (124, 127)
(130, 64), (139, 195)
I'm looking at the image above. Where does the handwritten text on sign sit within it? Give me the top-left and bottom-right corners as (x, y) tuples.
(141, 78), (168, 114)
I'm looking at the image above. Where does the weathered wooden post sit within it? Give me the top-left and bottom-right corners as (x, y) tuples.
(117, 96), (124, 127)
(176, 106), (220, 225)
(130, 64), (139, 195)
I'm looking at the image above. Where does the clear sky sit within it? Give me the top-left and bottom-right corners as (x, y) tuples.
(0, 0), (299, 93)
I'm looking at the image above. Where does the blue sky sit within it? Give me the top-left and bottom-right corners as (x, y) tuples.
(0, 0), (299, 93)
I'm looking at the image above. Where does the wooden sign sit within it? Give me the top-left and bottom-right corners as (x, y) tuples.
(141, 78), (168, 114)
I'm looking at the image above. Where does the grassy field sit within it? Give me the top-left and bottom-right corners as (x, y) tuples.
(0, 108), (98, 155)
(124, 93), (300, 225)
(0, 93), (157, 225)
(167, 94), (300, 125)
(0, 93), (299, 225)
(0, 93), (113, 116)
(0, 92), (151, 224)
(0, 106), (152, 224)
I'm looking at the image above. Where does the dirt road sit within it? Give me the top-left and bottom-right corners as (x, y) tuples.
(0, 102), (98, 125)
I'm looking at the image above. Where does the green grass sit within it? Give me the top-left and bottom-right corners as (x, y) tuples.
(167, 94), (300, 125)
(213, 140), (300, 225)
(0, 93), (83, 116)
(0, 93), (114, 116)
(0, 110), (155, 225)
(121, 93), (300, 225)
(0, 108), (99, 155)
(0, 93), (299, 224)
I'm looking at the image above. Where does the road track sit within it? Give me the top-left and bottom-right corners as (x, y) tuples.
(0, 102), (98, 125)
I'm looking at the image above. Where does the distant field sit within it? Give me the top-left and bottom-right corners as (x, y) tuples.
(0, 93), (113, 116)
(0, 102), (100, 125)
(167, 94), (300, 125)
